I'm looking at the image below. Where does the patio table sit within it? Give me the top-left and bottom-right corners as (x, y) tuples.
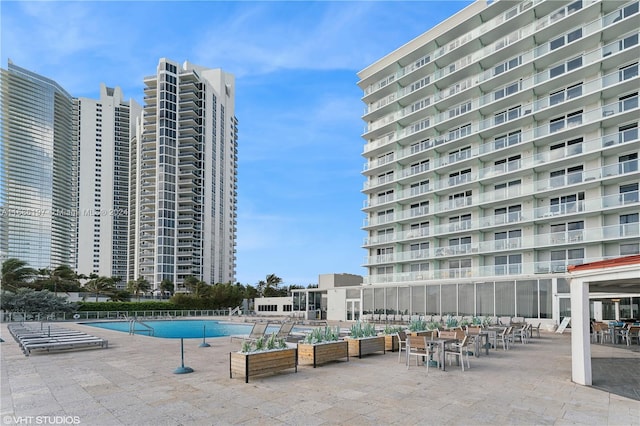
(471, 331), (490, 357)
(424, 338), (457, 371)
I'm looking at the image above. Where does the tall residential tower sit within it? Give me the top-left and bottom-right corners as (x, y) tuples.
(76, 84), (141, 282)
(130, 59), (238, 290)
(358, 0), (639, 323)
(0, 61), (77, 269)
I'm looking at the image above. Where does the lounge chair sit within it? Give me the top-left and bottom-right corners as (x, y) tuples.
(230, 322), (269, 342)
(22, 337), (108, 356)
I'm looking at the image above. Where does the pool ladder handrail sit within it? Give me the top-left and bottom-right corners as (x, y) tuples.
(128, 318), (155, 336)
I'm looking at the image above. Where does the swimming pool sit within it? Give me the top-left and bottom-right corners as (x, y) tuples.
(83, 320), (281, 339)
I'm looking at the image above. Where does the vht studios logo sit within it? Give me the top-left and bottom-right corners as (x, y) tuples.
(3, 416), (81, 425)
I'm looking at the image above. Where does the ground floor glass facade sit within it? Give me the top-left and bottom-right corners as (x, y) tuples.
(362, 278), (553, 319)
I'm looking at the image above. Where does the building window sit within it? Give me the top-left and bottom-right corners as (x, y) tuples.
(619, 123), (638, 144)
(549, 110), (583, 133)
(449, 214), (471, 231)
(550, 56), (582, 79)
(494, 204), (521, 223)
(619, 152), (638, 173)
(550, 221), (584, 244)
(494, 155), (521, 173)
(448, 258), (471, 278)
(448, 101), (471, 118)
(494, 80), (520, 101)
(495, 254), (522, 275)
(377, 152), (394, 166)
(549, 83), (583, 106)
(620, 183), (639, 204)
(495, 230), (521, 250)
(494, 130), (521, 149)
(449, 190), (472, 208)
(409, 221), (429, 237)
(620, 243), (639, 256)
(448, 146), (471, 162)
(494, 55), (521, 76)
(410, 180), (429, 196)
(448, 169), (471, 186)
(409, 201), (429, 217)
(550, 28), (582, 50)
(550, 192), (585, 214)
(410, 242), (429, 259)
(410, 159), (429, 175)
(494, 106), (521, 125)
(619, 63), (638, 81)
(619, 92), (638, 112)
(410, 139), (431, 154)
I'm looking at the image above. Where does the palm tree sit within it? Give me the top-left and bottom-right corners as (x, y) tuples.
(126, 276), (150, 301)
(84, 276), (116, 302)
(49, 265), (79, 295)
(183, 276), (200, 296)
(1, 258), (35, 291)
(263, 274), (283, 297)
(160, 279), (174, 298)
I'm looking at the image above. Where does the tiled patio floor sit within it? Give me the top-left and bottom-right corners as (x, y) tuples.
(1, 320), (638, 425)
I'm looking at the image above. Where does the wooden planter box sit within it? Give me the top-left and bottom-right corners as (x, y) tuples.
(383, 334), (399, 352)
(298, 341), (349, 368)
(229, 348), (297, 383)
(346, 336), (386, 358)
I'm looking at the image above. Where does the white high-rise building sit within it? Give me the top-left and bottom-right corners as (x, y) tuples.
(76, 84), (141, 283)
(0, 60), (77, 270)
(129, 58), (238, 290)
(358, 0), (639, 324)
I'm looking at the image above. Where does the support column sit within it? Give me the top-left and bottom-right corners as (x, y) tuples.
(570, 277), (591, 385)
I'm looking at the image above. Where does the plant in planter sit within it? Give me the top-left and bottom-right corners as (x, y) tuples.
(426, 321), (441, 331)
(445, 315), (459, 329)
(230, 333), (296, 383)
(346, 321), (385, 358)
(298, 326), (348, 368)
(408, 319), (428, 332)
(381, 325), (405, 352)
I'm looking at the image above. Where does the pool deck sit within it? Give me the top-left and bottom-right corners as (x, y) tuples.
(1, 319), (638, 425)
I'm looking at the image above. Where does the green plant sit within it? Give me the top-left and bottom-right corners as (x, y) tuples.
(239, 334), (288, 353)
(408, 319), (427, 332)
(426, 321), (441, 331)
(482, 316), (494, 326)
(254, 336), (265, 352)
(266, 333), (277, 350)
(383, 324), (404, 335)
(349, 321), (377, 338)
(304, 326), (340, 344)
(445, 315), (459, 328)
(472, 316), (482, 326)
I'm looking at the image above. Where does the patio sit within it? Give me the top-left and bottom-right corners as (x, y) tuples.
(1, 320), (638, 425)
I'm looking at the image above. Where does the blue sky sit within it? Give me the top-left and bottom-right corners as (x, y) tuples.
(1, 0), (472, 287)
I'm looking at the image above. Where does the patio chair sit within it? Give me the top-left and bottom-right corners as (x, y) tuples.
(593, 322), (611, 344)
(444, 335), (471, 371)
(396, 330), (407, 363)
(513, 324), (529, 344)
(531, 322), (541, 338)
(626, 326), (640, 346)
(496, 327), (511, 350)
(407, 336), (438, 372)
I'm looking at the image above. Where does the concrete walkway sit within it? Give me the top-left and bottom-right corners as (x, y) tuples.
(1, 320), (638, 426)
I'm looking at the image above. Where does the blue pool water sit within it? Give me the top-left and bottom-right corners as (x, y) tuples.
(83, 320), (281, 339)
